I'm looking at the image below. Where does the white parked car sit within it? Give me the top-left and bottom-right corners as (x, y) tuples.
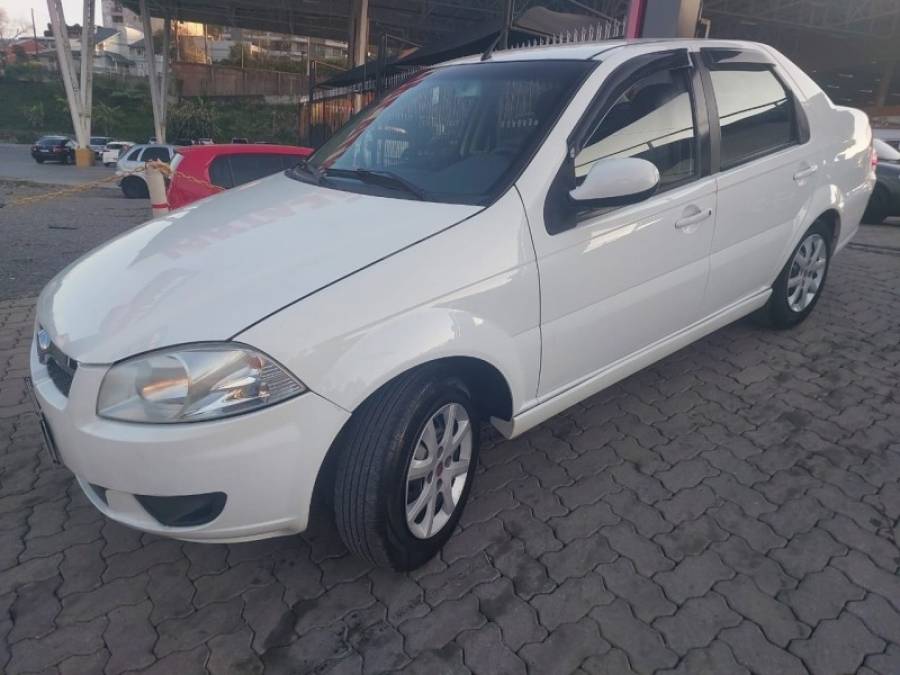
(100, 141), (134, 167)
(115, 143), (177, 198)
(30, 40), (874, 570)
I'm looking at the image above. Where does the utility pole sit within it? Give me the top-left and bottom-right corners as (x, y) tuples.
(79, 0), (95, 160)
(47, 0), (89, 154)
(31, 8), (39, 51)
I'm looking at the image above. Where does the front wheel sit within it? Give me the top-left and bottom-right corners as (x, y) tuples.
(333, 366), (480, 570)
(121, 176), (148, 199)
(34, 157), (44, 164)
(763, 221), (831, 328)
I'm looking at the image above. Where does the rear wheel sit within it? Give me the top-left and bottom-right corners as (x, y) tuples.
(862, 186), (889, 224)
(121, 176), (148, 199)
(34, 157), (44, 164)
(333, 366), (480, 570)
(763, 221), (831, 328)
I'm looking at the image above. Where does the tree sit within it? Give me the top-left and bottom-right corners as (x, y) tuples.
(0, 8), (29, 42)
(21, 102), (45, 129)
(167, 98), (218, 141)
(93, 101), (121, 136)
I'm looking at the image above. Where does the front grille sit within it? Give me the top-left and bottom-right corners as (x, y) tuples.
(41, 340), (77, 397)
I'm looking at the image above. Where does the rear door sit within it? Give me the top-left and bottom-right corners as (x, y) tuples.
(698, 48), (819, 314)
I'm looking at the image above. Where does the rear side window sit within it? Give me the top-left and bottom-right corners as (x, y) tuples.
(124, 147), (142, 161)
(575, 68), (697, 190)
(229, 154), (286, 185)
(141, 147), (171, 162)
(209, 156), (235, 189)
(709, 68), (796, 169)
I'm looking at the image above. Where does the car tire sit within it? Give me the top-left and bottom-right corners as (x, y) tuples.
(862, 186), (889, 225)
(333, 365), (480, 570)
(35, 158), (44, 164)
(121, 177), (148, 199)
(763, 220), (832, 329)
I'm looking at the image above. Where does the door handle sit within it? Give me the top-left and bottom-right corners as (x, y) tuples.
(793, 165), (818, 181)
(674, 208), (712, 229)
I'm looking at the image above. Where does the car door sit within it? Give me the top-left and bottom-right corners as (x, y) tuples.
(697, 48), (820, 314)
(524, 49), (716, 397)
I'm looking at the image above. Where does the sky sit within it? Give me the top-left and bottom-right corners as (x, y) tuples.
(2, 0), (100, 37)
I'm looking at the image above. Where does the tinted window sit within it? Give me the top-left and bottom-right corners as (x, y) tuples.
(38, 137), (67, 147)
(710, 68), (795, 168)
(229, 154), (286, 185)
(305, 61), (594, 205)
(208, 156), (234, 188)
(575, 68), (696, 190)
(125, 147), (143, 161)
(141, 147), (171, 162)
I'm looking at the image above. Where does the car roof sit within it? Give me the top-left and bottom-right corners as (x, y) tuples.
(175, 143), (313, 158)
(443, 38), (770, 65)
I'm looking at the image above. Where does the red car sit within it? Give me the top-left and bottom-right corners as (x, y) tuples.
(166, 143), (313, 209)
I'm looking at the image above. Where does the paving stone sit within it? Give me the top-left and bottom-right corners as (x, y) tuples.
(709, 502), (786, 553)
(320, 552), (372, 589)
(58, 541), (105, 597)
(782, 566), (866, 626)
(705, 473), (777, 517)
(595, 557), (675, 623)
(473, 578), (546, 651)
(193, 559), (275, 607)
(344, 605), (409, 674)
(398, 596), (484, 655)
(146, 559), (195, 624)
(864, 644), (900, 675)
(102, 538), (184, 582)
(457, 623), (526, 675)
(702, 447), (767, 486)
(58, 573), (148, 625)
(272, 546), (325, 606)
(811, 485), (889, 532)
(601, 522), (674, 577)
(716, 575), (809, 647)
(442, 517), (507, 564)
(720, 621), (806, 675)
(713, 536), (796, 595)
(655, 514), (728, 561)
(393, 643), (469, 674)
(821, 515), (900, 571)
(791, 613), (885, 675)
(833, 551), (900, 612)
(610, 462), (670, 505)
(291, 578), (376, 635)
(556, 473), (619, 509)
(7, 615), (107, 673)
(548, 502), (619, 543)
(770, 527), (847, 578)
(540, 534), (616, 582)
(458, 488), (517, 527)
(847, 594), (900, 644)
(8, 575), (61, 643)
(487, 539), (555, 600)
(519, 619), (609, 675)
(657, 640), (750, 675)
(104, 600), (156, 674)
(655, 549), (733, 604)
(607, 489), (674, 537)
(369, 568), (429, 626)
(0, 552), (62, 597)
(207, 627), (264, 675)
(419, 552), (498, 605)
(58, 650), (111, 675)
(657, 459), (717, 492)
(578, 648), (637, 675)
(591, 598), (678, 673)
(137, 644), (209, 675)
(655, 593), (741, 654)
(154, 597), (244, 657)
(657, 485), (718, 526)
(183, 542), (229, 580)
(242, 583), (291, 653)
(532, 572), (613, 630)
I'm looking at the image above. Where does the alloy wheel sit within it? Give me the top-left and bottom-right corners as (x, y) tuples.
(787, 233), (827, 313)
(404, 402), (472, 539)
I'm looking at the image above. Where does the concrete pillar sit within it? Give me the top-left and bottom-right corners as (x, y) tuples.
(139, 0), (165, 142)
(76, 0), (94, 166)
(47, 0), (87, 149)
(876, 60), (896, 108)
(350, 0), (369, 112)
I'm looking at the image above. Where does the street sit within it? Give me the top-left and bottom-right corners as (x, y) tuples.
(0, 144), (119, 188)
(0, 179), (899, 674)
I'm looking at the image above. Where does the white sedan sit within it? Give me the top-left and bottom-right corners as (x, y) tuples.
(100, 141), (134, 166)
(30, 39), (874, 569)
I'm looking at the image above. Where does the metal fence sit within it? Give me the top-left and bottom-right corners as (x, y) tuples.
(298, 17), (625, 147)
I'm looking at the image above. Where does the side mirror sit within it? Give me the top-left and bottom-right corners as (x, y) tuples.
(569, 157), (660, 208)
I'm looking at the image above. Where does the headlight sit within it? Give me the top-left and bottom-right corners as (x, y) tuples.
(97, 343), (305, 423)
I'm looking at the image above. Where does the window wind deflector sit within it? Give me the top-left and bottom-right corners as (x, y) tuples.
(286, 158), (323, 185)
(323, 168), (428, 200)
(701, 48), (772, 70)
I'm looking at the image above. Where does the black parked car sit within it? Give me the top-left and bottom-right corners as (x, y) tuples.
(864, 139), (900, 224)
(31, 136), (76, 164)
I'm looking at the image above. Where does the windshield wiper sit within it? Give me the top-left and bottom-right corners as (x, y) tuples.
(324, 168), (428, 201)
(287, 158), (324, 185)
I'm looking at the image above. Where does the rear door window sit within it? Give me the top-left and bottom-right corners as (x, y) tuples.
(708, 68), (797, 169)
(228, 154), (286, 185)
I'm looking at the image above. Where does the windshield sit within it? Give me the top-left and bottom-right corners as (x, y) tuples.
(301, 60), (595, 205)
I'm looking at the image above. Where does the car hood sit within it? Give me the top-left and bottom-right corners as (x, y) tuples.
(37, 173), (480, 364)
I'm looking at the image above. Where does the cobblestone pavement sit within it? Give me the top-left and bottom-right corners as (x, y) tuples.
(1, 223), (899, 674)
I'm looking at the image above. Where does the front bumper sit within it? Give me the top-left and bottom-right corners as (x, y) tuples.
(29, 341), (350, 543)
